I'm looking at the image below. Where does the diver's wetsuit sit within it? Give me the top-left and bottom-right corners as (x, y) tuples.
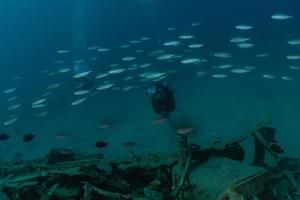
(150, 82), (175, 118)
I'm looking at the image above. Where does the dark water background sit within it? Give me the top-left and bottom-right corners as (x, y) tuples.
(1, 0), (299, 77)
(0, 0), (300, 161)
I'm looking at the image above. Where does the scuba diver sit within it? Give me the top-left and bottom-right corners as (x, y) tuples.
(147, 82), (176, 118)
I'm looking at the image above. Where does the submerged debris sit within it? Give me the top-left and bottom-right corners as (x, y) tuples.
(0, 122), (299, 200)
(0, 148), (174, 200)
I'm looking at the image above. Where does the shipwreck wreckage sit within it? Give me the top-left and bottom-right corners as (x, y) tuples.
(0, 119), (299, 200)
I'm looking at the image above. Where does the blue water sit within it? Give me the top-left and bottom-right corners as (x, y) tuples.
(0, 0), (300, 161)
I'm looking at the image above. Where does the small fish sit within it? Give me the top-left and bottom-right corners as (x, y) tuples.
(163, 40), (181, 47)
(150, 50), (165, 56)
(213, 52), (232, 58)
(211, 138), (220, 145)
(73, 71), (92, 79)
(32, 104), (47, 109)
(237, 43), (254, 49)
(281, 76), (293, 81)
(46, 72), (57, 77)
(140, 63), (152, 68)
(262, 74), (276, 79)
(271, 13), (292, 20)
(96, 73), (109, 79)
(289, 65), (300, 70)
(47, 83), (61, 90)
(95, 140), (109, 148)
(176, 127), (196, 135)
(128, 66), (138, 71)
(58, 68), (71, 73)
(74, 59), (85, 64)
(124, 76), (134, 81)
(89, 56), (99, 61)
(152, 117), (168, 125)
(4, 117), (18, 126)
(99, 120), (113, 129)
(130, 40), (141, 44)
(122, 142), (137, 149)
(97, 48), (111, 52)
(178, 34), (195, 39)
(120, 44), (131, 48)
(7, 104), (21, 111)
(70, 98), (87, 106)
(157, 54), (175, 60)
(166, 27), (176, 31)
(108, 68), (126, 74)
(244, 65), (256, 70)
(141, 72), (165, 79)
(87, 46), (99, 50)
(122, 86), (133, 92)
(54, 60), (65, 64)
(286, 55), (300, 60)
(97, 83), (115, 91)
(36, 111), (48, 117)
(167, 70), (179, 74)
(230, 36), (250, 43)
(0, 133), (10, 141)
(231, 68), (250, 74)
(287, 39), (300, 45)
(23, 133), (35, 142)
(190, 22), (201, 26)
(153, 76), (167, 82)
(235, 24), (253, 30)
(188, 43), (204, 48)
(56, 133), (71, 140)
(32, 98), (47, 106)
(42, 71), (50, 75)
(57, 148), (74, 155)
(73, 90), (91, 95)
(256, 54), (270, 58)
(181, 58), (202, 64)
(135, 49), (144, 53)
(57, 49), (70, 54)
(122, 56), (136, 61)
(196, 71), (207, 77)
(140, 37), (151, 41)
(43, 91), (52, 97)
(217, 64), (233, 69)
(3, 88), (16, 94)
(7, 96), (18, 102)
(212, 74), (228, 79)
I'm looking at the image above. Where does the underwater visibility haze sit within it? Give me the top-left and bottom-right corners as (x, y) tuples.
(0, 0), (300, 178)
(1, 0), (300, 199)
